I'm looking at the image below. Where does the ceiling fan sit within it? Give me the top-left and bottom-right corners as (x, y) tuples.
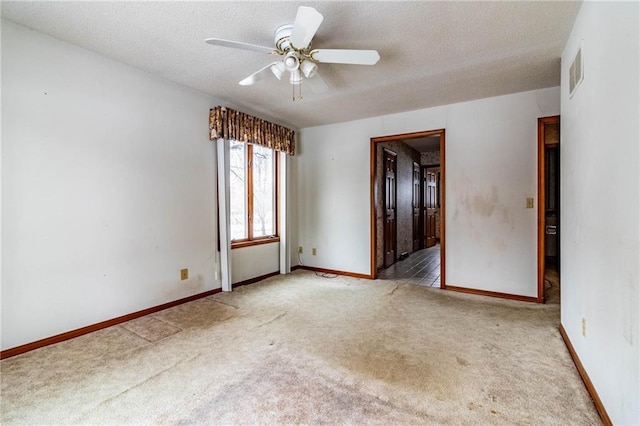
(205, 6), (380, 99)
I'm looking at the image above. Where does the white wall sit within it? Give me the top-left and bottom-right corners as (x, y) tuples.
(297, 87), (560, 296)
(231, 243), (280, 284)
(289, 145), (300, 268)
(1, 20), (221, 350)
(297, 119), (373, 274)
(560, 3), (639, 424)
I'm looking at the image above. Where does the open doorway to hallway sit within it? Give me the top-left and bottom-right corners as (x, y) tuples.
(538, 116), (561, 304)
(377, 242), (441, 286)
(370, 130), (445, 287)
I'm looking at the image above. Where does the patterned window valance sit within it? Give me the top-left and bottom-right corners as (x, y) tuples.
(209, 106), (295, 155)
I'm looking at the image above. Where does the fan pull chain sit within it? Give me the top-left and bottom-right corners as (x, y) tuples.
(292, 80), (302, 101)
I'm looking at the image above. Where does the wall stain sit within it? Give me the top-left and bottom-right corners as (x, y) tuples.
(451, 175), (516, 247)
(494, 238), (508, 252)
(471, 185), (499, 217)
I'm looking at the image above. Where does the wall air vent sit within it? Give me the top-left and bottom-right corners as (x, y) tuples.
(569, 43), (584, 98)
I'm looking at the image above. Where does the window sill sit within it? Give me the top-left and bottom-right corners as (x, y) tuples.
(231, 237), (280, 249)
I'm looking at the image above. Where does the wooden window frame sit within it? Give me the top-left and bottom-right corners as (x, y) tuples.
(231, 143), (280, 249)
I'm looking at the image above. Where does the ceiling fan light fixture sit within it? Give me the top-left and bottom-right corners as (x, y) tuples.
(289, 69), (302, 85)
(270, 61), (286, 80)
(284, 52), (299, 72)
(205, 6), (380, 101)
(300, 60), (318, 78)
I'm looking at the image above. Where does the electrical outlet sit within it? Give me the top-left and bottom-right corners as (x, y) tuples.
(526, 198), (534, 209)
(582, 318), (587, 337)
(181, 268), (188, 280)
(214, 270), (219, 280)
(298, 246), (303, 254)
(312, 248), (317, 256)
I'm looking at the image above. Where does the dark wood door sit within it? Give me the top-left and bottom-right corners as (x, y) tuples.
(384, 150), (397, 268)
(424, 169), (437, 248)
(412, 162), (421, 252)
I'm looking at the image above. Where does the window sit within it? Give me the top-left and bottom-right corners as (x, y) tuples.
(229, 140), (278, 247)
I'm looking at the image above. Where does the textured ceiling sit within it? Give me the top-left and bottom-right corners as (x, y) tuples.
(1, 1), (581, 129)
(404, 136), (441, 153)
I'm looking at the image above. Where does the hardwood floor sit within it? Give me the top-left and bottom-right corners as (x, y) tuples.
(377, 243), (441, 287)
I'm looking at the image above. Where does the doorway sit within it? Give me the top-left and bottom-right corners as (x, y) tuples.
(538, 116), (561, 303)
(423, 167), (439, 248)
(383, 149), (398, 268)
(370, 130), (446, 288)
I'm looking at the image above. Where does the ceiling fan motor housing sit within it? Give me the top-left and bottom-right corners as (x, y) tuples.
(274, 24), (294, 52)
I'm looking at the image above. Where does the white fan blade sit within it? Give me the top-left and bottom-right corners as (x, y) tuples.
(290, 6), (324, 49)
(311, 49), (380, 65)
(305, 72), (329, 94)
(239, 62), (279, 86)
(205, 38), (275, 54)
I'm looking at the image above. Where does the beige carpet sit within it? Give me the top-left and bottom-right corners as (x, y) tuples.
(1, 270), (600, 425)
